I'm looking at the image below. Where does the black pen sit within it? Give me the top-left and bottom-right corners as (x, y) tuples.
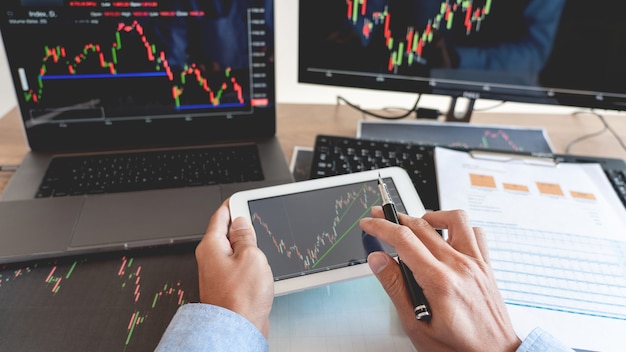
(377, 174), (432, 322)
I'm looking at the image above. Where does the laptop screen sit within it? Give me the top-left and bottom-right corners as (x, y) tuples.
(0, 0), (276, 151)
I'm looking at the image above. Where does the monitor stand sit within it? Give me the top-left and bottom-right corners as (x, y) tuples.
(445, 97), (475, 123)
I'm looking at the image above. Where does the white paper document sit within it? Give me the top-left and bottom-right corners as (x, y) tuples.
(435, 147), (626, 352)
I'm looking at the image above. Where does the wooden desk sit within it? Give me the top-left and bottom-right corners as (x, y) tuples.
(2, 103), (626, 194)
(0, 107), (28, 194)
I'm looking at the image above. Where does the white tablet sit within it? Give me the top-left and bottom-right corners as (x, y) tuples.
(229, 167), (426, 295)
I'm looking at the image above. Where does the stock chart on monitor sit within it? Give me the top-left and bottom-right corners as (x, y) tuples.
(0, 0), (274, 129)
(300, 0), (503, 94)
(300, 0), (626, 112)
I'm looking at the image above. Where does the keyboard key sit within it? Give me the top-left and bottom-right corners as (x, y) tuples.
(310, 135), (439, 210)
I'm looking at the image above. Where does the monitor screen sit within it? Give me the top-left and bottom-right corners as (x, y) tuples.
(0, 0), (276, 150)
(298, 0), (626, 115)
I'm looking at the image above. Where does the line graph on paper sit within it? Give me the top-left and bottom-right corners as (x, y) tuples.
(0, 244), (199, 352)
(248, 179), (403, 280)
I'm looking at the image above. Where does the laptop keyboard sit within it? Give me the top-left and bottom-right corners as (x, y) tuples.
(310, 134), (626, 211)
(35, 145), (264, 198)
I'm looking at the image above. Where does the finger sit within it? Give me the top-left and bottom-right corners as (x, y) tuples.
(370, 205), (385, 219)
(473, 227), (490, 265)
(359, 217), (439, 274)
(396, 212), (449, 255)
(421, 210), (482, 261)
(228, 216), (259, 254)
(197, 200), (232, 256)
(367, 251), (416, 324)
(372, 206), (447, 255)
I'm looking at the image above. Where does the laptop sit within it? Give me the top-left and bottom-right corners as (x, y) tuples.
(0, 0), (293, 264)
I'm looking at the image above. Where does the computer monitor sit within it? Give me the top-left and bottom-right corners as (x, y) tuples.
(298, 0), (626, 121)
(0, 0), (276, 150)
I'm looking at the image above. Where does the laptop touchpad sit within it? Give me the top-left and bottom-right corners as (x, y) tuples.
(70, 187), (222, 248)
(0, 197), (83, 261)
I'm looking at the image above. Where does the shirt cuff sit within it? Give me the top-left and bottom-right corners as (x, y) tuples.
(155, 303), (268, 352)
(517, 327), (574, 352)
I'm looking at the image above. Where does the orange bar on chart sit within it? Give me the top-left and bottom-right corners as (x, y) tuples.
(503, 183), (529, 193)
(570, 191), (596, 201)
(469, 173), (497, 188)
(536, 182), (564, 196)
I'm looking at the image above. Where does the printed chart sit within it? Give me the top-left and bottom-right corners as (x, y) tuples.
(435, 147), (626, 351)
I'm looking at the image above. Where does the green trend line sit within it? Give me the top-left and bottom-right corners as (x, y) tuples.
(311, 192), (381, 269)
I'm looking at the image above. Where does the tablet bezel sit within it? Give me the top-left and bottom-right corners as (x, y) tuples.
(229, 166), (426, 295)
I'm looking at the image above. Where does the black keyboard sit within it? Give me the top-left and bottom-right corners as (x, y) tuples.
(553, 153), (626, 207)
(36, 145), (264, 198)
(310, 134), (626, 210)
(310, 135), (439, 210)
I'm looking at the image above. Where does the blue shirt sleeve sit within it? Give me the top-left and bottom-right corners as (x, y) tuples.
(517, 327), (575, 352)
(155, 303), (268, 352)
(158, 304), (571, 352)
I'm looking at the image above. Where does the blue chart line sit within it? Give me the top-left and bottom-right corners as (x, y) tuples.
(41, 72), (169, 80)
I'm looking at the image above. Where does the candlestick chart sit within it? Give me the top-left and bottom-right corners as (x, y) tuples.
(21, 20), (247, 114)
(249, 180), (403, 280)
(0, 243), (199, 352)
(345, 0), (492, 72)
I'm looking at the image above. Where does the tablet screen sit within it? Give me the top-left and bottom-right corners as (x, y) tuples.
(247, 177), (406, 280)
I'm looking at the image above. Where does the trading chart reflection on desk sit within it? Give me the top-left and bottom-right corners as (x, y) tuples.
(0, 244), (199, 352)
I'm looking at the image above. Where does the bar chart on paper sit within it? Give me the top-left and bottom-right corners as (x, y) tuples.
(434, 147), (626, 352)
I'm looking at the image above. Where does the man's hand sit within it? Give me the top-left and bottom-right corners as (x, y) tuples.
(360, 208), (521, 352)
(195, 200), (274, 338)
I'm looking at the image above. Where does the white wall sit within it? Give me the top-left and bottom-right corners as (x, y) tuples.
(0, 1), (580, 119)
(0, 31), (17, 118)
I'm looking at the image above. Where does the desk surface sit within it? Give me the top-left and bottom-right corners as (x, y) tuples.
(1, 104), (626, 351)
(2, 104), (625, 195)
